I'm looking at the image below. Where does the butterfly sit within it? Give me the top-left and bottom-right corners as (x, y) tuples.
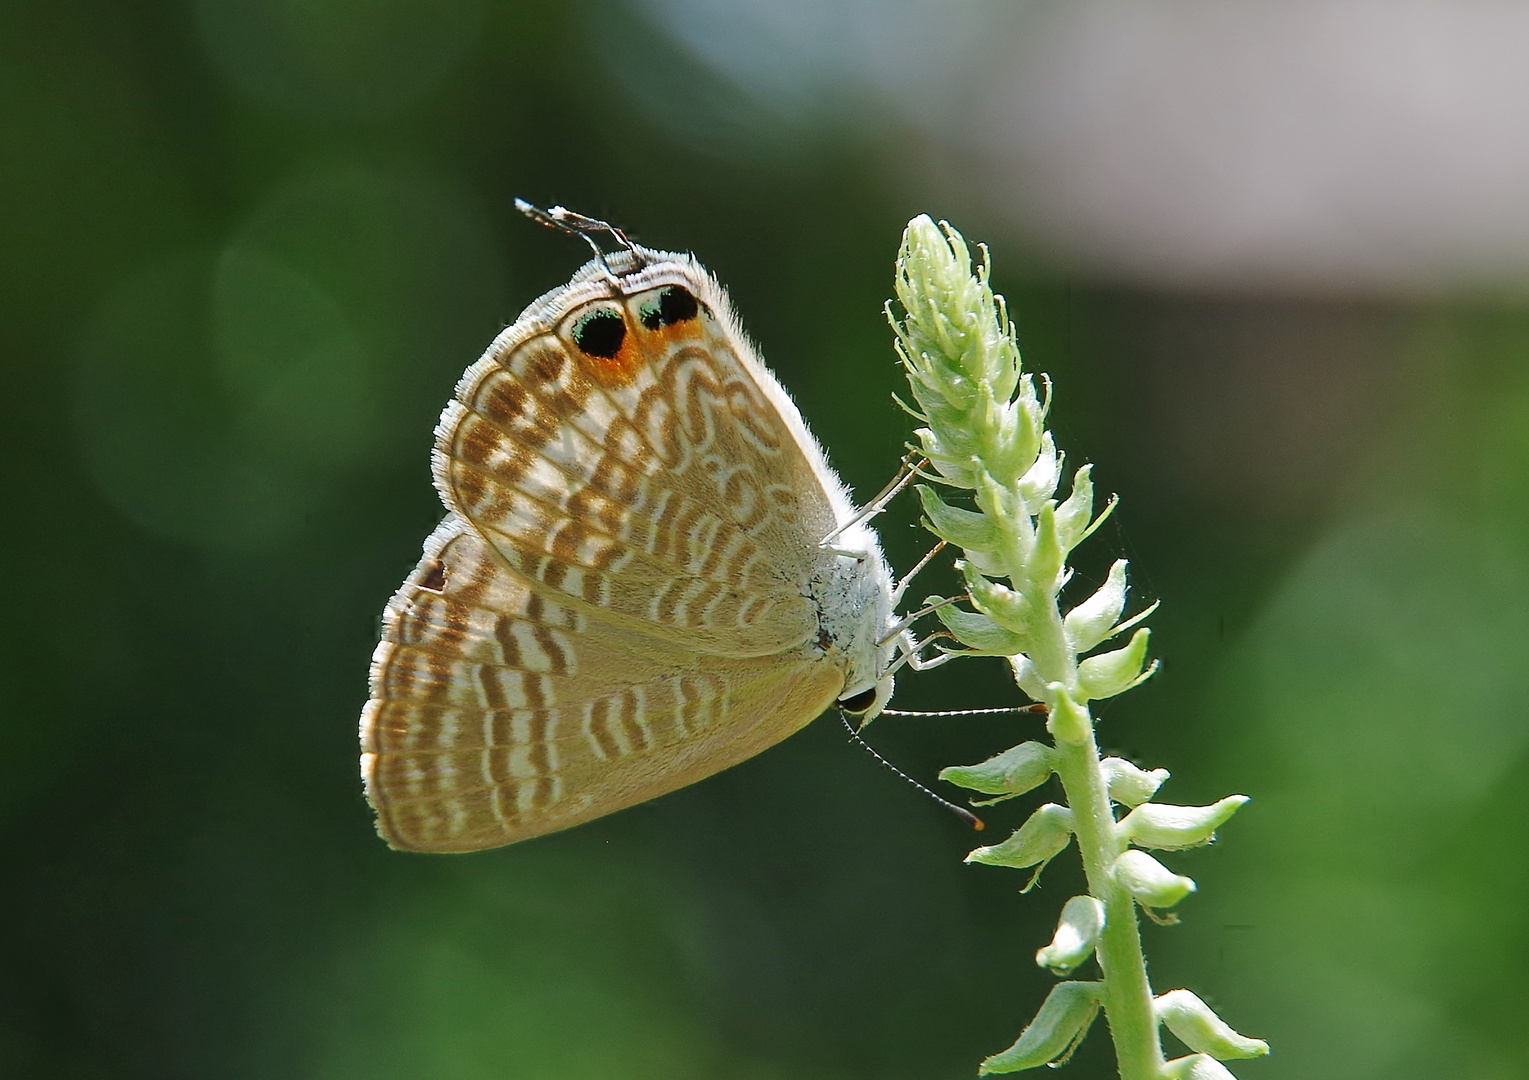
(359, 204), (907, 852)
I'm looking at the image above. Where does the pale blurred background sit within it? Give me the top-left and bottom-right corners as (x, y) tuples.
(5, 2), (1529, 1078)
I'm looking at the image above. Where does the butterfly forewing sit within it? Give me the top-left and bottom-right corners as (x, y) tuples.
(362, 259), (859, 851)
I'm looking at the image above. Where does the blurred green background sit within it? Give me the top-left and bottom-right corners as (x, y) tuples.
(6, 2), (1529, 1078)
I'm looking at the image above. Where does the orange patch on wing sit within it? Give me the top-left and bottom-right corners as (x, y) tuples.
(588, 328), (644, 387)
(633, 284), (706, 352)
(570, 307), (644, 387)
(649, 318), (703, 345)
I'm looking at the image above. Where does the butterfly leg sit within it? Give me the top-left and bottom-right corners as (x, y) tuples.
(819, 450), (927, 548)
(824, 546), (872, 561)
(888, 628), (960, 674)
(876, 592), (969, 649)
(892, 540), (947, 605)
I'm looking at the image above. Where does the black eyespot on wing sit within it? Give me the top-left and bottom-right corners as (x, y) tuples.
(573, 308), (626, 358)
(657, 284), (699, 325)
(638, 286), (700, 330)
(839, 687), (878, 713)
(419, 559), (447, 592)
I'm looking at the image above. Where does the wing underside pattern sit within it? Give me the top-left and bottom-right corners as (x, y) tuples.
(362, 518), (842, 851)
(362, 269), (850, 852)
(435, 283), (835, 655)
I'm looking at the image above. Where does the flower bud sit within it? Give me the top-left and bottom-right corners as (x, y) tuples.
(915, 427), (977, 489)
(975, 470), (1029, 556)
(1045, 684), (1092, 745)
(1118, 796), (1249, 850)
(1008, 655), (1048, 703)
(917, 484), (1000, 556)
(935, 603), (1027, 656)
(1017, 433), (1060, 512)
(1028, 504), (1066, 592)
(984, 384), (1044, 486)
(1161, 1054), (1239, 1080)
(1036, 895), (1105, 975)
(1101, 757), (1170, 807)
(1154, 989), (1269, 1060)
(1111, 850), (1196, 908)
(1064, 559), (1129, 655)
(1053, 464), (1096, 551)
(966, 804), (1074, 869)
(978, 981), (1103, 1075)
(963, 564), (1033, 637)
(940, 742), (1056, 804)
(1076, 628), (1155, 701)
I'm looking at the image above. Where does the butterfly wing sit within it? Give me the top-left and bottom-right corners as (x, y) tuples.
(434, 265), (841, 657)
(362, 516), (843, 851)
(362, 258), (856, 851)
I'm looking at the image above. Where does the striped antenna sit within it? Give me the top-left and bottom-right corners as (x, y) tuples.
(881, 704), (1048, 717)
(840, 713), (984, 831)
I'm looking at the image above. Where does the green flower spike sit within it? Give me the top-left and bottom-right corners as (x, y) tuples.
(889, 217), (1266, 1080)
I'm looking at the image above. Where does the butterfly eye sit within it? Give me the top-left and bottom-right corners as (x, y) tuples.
(573, 308), (626, 358)
(839, 687), (879, 714)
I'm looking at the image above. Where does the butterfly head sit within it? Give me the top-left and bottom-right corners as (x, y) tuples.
(837, 676), (894, 722)
(811, 515), (899, 724)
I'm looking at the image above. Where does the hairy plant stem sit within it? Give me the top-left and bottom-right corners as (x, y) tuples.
(1051, 735), (1163, 1080)
(1006, 534), (1164, 1078)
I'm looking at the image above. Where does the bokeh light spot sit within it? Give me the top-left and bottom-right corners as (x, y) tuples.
(73, 159), (504, 553)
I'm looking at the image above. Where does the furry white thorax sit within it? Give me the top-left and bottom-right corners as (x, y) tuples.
(807, 520), (897, 717)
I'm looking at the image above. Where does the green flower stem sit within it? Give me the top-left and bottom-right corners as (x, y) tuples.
(894, 216), (1263, 1078)
(1051, 736), (1162, 1080)
(996, 494), (1161, 1077)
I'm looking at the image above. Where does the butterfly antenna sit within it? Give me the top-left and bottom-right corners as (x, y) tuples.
(515, 199), (644, 277)
(839, 713), (984, 831)
(881, 704), (1049, 717)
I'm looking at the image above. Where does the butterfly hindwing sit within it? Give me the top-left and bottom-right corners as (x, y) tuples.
(434, 272), (836, 657)
(361, 517), (843, 851)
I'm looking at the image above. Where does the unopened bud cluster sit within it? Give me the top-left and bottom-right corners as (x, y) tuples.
(892, 217), (1266, 1079)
